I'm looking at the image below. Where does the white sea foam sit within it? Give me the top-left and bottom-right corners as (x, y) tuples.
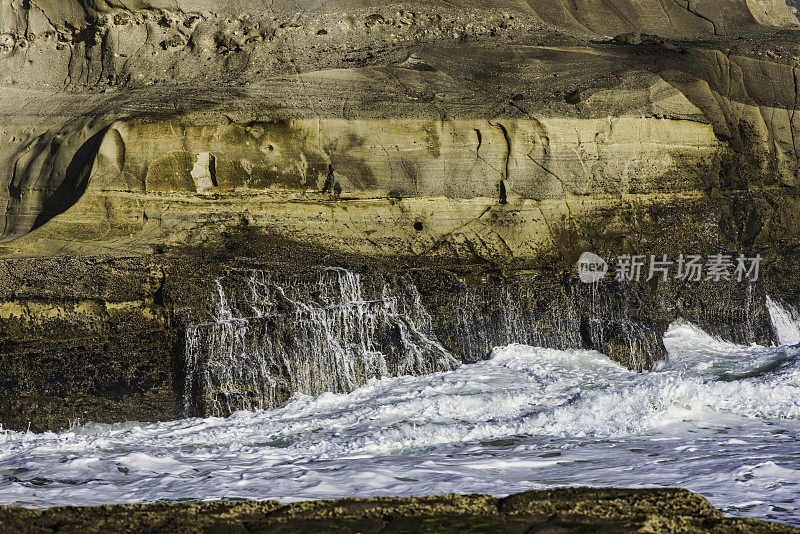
(1, 321), (799, 524)
(767, 296), (800, 346)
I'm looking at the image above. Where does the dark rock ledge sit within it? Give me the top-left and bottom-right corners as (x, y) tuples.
(0, 488), (796, 533)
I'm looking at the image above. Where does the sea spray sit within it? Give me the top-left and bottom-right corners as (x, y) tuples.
(186, 269), (778, 417)
(766, 296), (800, 346)
(4, 321), (800, 524)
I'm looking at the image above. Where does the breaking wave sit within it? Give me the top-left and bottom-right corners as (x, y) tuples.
(1, 317), (799, 524)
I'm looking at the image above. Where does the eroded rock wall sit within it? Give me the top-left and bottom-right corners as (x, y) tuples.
(3, 39), (799, 263)
(0, 0), (797, 92)
(2, 0), (800, 429)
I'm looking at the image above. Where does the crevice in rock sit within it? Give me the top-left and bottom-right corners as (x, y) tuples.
(322, 163), (335, 193)
(673, 0), (718, 34)
(489, 120), (511, 182)
(208, 153), (218, 187)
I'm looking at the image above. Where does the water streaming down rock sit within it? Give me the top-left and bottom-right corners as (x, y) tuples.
(419, 276), (665, 371)
(184, 268), (459, 417)
(766, 296), (800, 346)
(184, 266), (779, 418)
(428, 281), (583, 364)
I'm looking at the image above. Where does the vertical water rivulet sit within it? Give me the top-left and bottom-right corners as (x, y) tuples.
(184, 268), (459, 417)
(185, 266), (782, 418)
(766, 296), (800, 346)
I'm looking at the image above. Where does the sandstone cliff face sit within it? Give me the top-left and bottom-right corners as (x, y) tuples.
(1, 0), (799, 258)
(1, 0), (800, 429)
(1, 39), (796, 263)
(16, 113), (719, 259)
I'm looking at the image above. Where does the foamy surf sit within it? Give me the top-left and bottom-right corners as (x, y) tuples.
(0, 320), (799, 525)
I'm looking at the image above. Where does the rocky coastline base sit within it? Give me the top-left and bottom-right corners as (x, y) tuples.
(1, 488), (797, 533)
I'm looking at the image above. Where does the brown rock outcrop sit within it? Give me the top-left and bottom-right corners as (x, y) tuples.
(0, 487), (795, 533)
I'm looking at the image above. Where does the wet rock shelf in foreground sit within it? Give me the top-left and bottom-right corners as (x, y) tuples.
(0, 487), (795, 533)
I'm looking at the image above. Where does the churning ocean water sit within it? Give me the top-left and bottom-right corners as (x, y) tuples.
(1, 318), (799, 525)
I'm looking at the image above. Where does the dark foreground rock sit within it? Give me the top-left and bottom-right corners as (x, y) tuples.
(0, 488), (795, 534)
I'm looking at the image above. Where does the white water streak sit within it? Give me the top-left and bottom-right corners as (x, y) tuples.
(185, 268), (458, 416)
(767, 296), (800, 346)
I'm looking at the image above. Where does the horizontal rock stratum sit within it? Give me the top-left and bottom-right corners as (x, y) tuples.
(0, 487), (796, 533)
(3, 41), (800, 260)
(2, 0), (800, 429)
(1, 0), (800, 260)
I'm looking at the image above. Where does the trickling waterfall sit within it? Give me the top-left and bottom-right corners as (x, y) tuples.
(184, 267), (709, 417)
(421, 278), (665, 371)
(766, 296), (800, 346)
(185, 268), (459, 417)
(439, 283), (584, 364)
